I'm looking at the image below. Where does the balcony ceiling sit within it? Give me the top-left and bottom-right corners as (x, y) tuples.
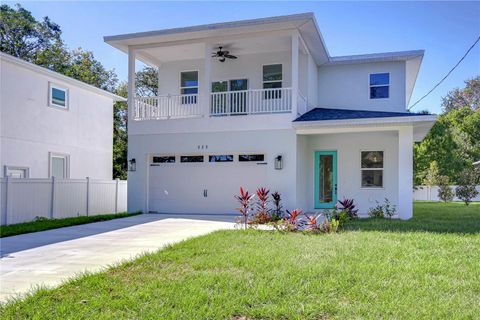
(137, 34), (293, 65)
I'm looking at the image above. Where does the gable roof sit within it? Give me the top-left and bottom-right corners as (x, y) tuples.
(0, 52), (126, 102)
(294, 107), (433, 122)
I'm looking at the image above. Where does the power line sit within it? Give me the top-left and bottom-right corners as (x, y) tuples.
(408, 34), (480, 111)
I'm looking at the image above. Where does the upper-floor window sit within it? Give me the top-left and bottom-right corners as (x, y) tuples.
(369, 73), (389, 99)
(49, 82), (68, 109)
(180, 71), (198, 104)
(263, 64), (282, 99)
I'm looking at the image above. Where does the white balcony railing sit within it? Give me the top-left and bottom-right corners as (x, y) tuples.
(210, 87), (292, 116)
(133, 94), (201, 120)
(133, 87), (293, 120)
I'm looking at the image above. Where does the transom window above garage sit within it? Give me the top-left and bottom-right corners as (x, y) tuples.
(209, 155), (234, 162)
(152, 156), (176, 163)
(239, 154), (265, 162)
(181, 155), (204, 163)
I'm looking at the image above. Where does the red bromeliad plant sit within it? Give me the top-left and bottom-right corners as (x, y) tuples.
(285, 209), (302, 224)
(234, 187), (255, 229)
(304, 213), (320, 231)
(253, 187), (271, 224)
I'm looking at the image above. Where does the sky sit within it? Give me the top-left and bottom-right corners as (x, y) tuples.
(8, 1), (480, 114)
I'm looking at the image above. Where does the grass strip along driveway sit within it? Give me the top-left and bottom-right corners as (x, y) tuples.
(0, 212), (141, 238)
(1, 202), (479, 319)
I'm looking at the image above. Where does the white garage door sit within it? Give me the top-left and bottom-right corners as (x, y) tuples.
(148, 155), (267, 214)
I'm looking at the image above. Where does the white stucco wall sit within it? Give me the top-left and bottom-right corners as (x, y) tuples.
(317, 61), (407, 112)
(129, 128), (405, 216)
(0, 58), (114, 179)
(127, 129), (298, 213)
(157, 51), (292, 96)
(299, 131), (399, 214)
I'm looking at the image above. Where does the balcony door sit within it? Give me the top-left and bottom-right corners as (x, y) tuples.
(211, 79), (248, 115)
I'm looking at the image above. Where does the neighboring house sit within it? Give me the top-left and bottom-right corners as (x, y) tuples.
(105, 13), (436, 219)
(0, 52), (125, 179)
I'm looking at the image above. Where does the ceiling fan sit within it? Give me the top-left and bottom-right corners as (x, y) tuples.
(212, 46), (237, 62)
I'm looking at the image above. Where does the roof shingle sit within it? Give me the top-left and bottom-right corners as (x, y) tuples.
(294, 108), (432, 122)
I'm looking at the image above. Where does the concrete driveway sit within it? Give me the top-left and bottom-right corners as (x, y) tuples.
(0, 214), (236, 302)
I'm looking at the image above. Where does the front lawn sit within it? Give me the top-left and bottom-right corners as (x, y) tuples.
(0, 212), (142, 238)
(1, 202), (479, 319)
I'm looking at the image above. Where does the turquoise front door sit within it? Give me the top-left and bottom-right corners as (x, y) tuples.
(314, 151), (337, 209)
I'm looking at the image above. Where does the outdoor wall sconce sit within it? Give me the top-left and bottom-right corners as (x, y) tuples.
(128, 158), (136, 171)
(275, 155), (283, 170)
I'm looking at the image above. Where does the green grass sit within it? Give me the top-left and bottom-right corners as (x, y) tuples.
(0, 212), (142, 238)
(1, 202), (479, 319)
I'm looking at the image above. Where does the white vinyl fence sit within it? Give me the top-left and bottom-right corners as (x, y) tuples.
(0, 177), (127, 225)
(414, 185), (480, 202)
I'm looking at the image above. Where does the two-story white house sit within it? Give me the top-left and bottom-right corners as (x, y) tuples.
(0, 52), (125, 179)
(105, 13), (436, 219)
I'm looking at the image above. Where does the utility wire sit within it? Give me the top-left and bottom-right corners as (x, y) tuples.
(408, 34), (480, 111)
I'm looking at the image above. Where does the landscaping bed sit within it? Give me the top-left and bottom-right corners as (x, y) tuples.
(0, 212), (142, 238)
(1, 202), (479, 319)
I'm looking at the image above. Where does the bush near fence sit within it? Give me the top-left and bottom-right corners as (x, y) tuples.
(0, 177), (127, 225)
(413, 185), (480, 202)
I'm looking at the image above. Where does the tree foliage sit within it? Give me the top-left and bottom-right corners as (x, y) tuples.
(414, 76), (480, 185)
(442, 76), (480, 113)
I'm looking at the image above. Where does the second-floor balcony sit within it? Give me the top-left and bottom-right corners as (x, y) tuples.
(133, 87), (305, 121)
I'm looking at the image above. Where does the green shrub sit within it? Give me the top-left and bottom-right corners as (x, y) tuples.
(455, 167), (479, 206)
(437, 175), (454, 203)
(368, 198), (396, 218)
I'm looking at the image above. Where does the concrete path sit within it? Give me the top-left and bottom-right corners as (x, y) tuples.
(0, 214), (236, 302)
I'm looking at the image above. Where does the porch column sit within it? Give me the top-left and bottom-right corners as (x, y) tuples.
(203, 43), (212, 116)
(291, 32), (299, 118)
(398, 126), (413, 220)
(127, 46), (136, 121)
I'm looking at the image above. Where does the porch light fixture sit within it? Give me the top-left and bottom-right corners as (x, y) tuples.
(128, 158), (136, 172)
(275, 155), (283, 170)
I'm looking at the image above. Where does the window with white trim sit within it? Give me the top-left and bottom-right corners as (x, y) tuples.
(180, 71), (198, 104)
(49, 82), (68, 109)
(5, 166), (29, 178)
(369, 73), (389, 99)
(361, 151), (383, 188)
(49, 153), (69, 178)
(263, 64), (282, 99)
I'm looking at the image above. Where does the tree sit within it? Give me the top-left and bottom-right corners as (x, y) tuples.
(442, 76), (480, 113)
(1, 4), (117, 92)
(414, 106), (480, 185)
(113, 83), (128, 180)
(65, 49), (118, 92)
(455, 167), (479, 206)
(0, 4), (69, 71)
(422, 161), (440, 200)
(136, 66), (158, 96)
(437, 175), (454, 203)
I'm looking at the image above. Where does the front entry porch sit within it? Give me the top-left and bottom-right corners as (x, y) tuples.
(296, 129), (409, 219)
